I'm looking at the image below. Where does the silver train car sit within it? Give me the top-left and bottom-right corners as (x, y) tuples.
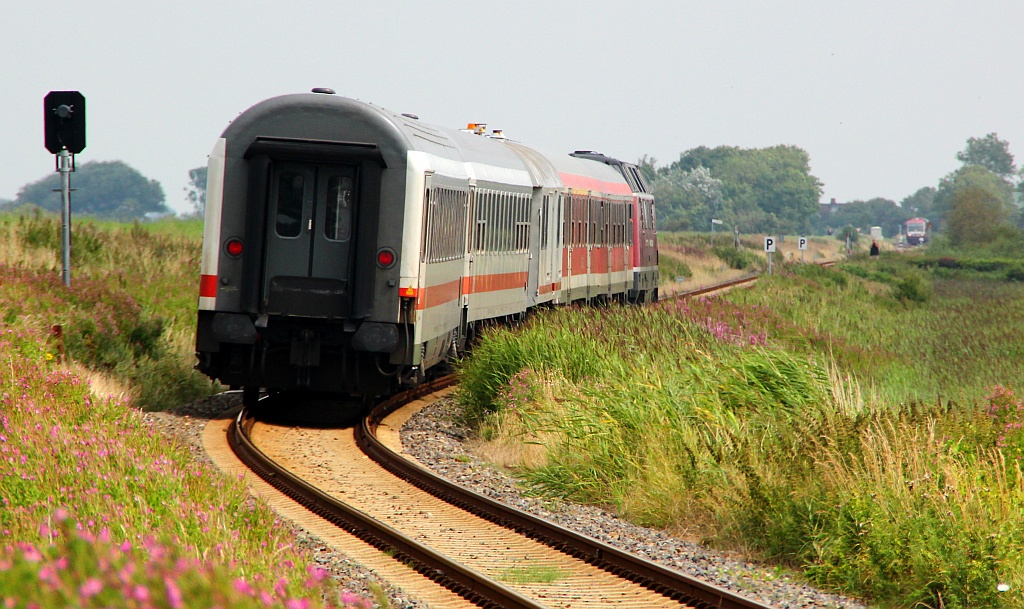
(195, 91), (658, 403)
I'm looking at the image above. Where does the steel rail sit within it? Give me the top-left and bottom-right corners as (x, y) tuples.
(228, 405), (546, 609)
(359, 376), (772, 609)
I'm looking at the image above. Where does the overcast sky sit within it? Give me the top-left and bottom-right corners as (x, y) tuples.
(3, 1), (1022, 214)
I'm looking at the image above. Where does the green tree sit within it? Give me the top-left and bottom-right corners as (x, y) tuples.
(184, 166), (208, 217)
(941, 165), (1017, 247)
(900, 187), (937, 219)
(934, 165), (1015, 232)
(15, 161), (167, 220)
(658, 145), (822, 234)
(650, 165), (723, 231)
(956, 132), (1017, 181)
(946, 189), (1010, 247)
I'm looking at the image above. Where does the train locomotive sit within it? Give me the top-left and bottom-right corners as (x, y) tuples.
(905, 217), (928, 246)
(195, 90), (658, 404)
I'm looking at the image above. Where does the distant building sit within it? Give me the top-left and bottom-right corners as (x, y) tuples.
(819, 197), (846, 215)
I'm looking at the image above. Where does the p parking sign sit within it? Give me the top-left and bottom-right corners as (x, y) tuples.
(764, 236), (776, 253)
(798, 236), (808, 250)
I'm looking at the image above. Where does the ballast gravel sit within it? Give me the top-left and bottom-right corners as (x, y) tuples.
(144, 391), (867, 609)
(400, 398), (867, 609)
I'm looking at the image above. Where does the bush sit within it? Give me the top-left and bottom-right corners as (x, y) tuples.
(891, 270), (932, 303)
(712, 245), (759, 270)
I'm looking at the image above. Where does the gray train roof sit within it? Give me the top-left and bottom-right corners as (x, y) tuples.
(222, 92), (626, 192)
(222, 94), (526, 173)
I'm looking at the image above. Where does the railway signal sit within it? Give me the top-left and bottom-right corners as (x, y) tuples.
(44, 91), (86, 287)
(798, 236), (807, 263)
(764, 236), (775, 274)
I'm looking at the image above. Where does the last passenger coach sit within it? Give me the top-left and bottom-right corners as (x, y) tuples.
(195, 90), (658, 405)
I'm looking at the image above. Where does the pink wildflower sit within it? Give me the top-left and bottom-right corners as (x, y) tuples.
(130, 585), (150, 602)
(234, 577), (255, 596)
(164, 577), (183, 609)
(20, 546), (42, 563)
(79, 578), (102, 598)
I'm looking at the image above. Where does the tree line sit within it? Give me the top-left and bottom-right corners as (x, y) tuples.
(639, 145), (824, 236)
(643, 133), (1024, 248)
(5, 134), (1022, 251)
(2, 162), (208, 221)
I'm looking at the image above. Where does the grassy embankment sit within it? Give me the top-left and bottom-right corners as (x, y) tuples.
(0, 213), (374, 608)
(459, 244), (1024, 609)
(657, 232), (845, 296)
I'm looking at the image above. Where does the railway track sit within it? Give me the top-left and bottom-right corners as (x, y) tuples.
(214, 269), (842, 607)
(223, 375), (772, 609)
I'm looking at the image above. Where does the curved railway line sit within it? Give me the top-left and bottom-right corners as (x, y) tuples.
(207, 270), (831, 608)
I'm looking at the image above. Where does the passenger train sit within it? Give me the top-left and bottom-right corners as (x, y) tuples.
(905, 217), (928, 246)
(195, 90), (658, 403)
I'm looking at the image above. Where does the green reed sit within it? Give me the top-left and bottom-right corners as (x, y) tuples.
(458, 258), (1024, 608)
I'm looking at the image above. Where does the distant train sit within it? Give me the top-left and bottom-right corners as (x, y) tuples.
(905, 217), (928, 246)
(195, 91), (658, 404)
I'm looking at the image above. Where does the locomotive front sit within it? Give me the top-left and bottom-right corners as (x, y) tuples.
(195, 93), (415, 403)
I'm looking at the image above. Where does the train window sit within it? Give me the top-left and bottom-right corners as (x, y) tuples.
(590, 199), (596, 244)
(324, 175), (354, 242)
(556, 195), (563, 248)
(540, 195), (549, 249)
(622, 204), (630, 247)
(497, 193), (505, 252)
(275, 171), (305, 238)
(426, 187), (467, 262)
(487, 192), (495, 253)
(565, 193), (573, 245)
(506, 193), (515, 252)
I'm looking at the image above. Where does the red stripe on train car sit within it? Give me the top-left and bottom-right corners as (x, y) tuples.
(558, 172), (633, 196)
(199, 274), (218, 298)
(571, 249), (588, 276)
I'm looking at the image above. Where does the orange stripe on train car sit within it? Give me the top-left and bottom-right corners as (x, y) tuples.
(416, 278), (461, 310)
(415, 271), (530, 311)
(472, 271), (528, 294)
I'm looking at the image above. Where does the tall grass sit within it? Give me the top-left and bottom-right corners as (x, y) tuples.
(458, 258), (1024, 607)
(0, 211), (213, 410)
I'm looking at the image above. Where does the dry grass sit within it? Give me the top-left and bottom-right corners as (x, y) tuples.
(658, 234), (848, 297)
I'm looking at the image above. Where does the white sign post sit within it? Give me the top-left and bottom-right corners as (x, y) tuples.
(798, 236), (807, 263)
(764, 236), (776, 274)
(711, 218), (722, 246)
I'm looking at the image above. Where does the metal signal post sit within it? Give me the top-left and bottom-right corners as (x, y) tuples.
(44, 91), (86, 287)
(57, 150), (73, 286)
